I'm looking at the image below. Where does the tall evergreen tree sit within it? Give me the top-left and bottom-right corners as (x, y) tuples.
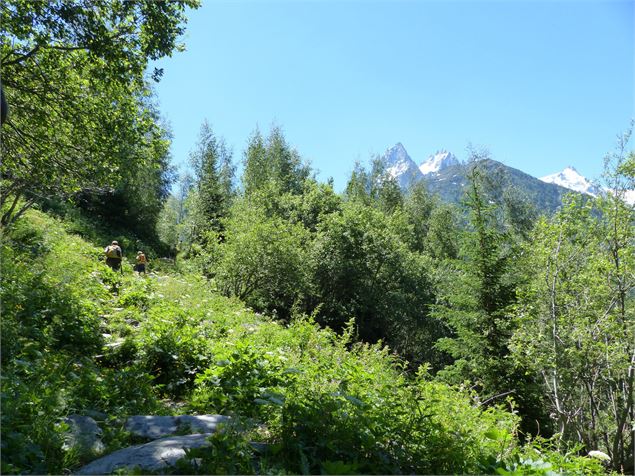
(242, 126), (309, 197)
(434, 160), (547, 435)
(344, 157), (404, 214)
(189, 121), (234, 240)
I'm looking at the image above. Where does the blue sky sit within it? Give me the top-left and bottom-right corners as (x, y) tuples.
(151, 0), (634, 191)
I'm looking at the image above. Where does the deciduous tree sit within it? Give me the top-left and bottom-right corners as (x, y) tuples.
(1, 0), (198, 225)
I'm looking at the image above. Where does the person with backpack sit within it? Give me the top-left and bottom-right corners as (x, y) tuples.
(134, 251), (148, 275)
(104, 240), (123, 271)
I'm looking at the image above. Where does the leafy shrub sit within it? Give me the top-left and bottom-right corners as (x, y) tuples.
(172, 422), (257, 475)
(206, 202), (310, 319)
(485, 437), (606, 475)
(190, 340), (288, 418)
(135, 302), (214, 397)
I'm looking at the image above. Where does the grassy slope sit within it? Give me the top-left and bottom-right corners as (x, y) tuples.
(1, 209), (605, 475)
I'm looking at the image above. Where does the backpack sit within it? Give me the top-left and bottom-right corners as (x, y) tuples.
(106, 245), (121, 259)
(136, 253), (147, 264)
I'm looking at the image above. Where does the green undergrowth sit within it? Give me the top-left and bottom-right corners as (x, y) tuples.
(1, 210), (606, 474)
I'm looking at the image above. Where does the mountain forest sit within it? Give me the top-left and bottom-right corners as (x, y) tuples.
(1, 2), (634, 475)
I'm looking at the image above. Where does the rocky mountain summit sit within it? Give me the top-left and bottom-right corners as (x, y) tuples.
(419, 150), (460, 175)
(383, 143), (424, 188)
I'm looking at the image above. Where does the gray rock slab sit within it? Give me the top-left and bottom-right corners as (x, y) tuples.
(125, 415), (177, 439)
(177, 415), (231, 434)
(63, 415), (105, 455)
(76, 434), (212, 475)
(125, 414), (231, 439)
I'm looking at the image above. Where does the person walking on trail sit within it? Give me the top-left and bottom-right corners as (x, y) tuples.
(104, 240), (123, 271)
(134, 251), (148, 275)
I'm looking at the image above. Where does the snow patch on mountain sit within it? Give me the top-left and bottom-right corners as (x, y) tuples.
(419, 150), (459, 175)
(540, 166), (602, 197)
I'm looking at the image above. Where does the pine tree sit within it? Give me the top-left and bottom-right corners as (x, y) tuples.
(434, 160), (547, 435)
(242, 125), (309, 197)
(189, 121), (234, 241)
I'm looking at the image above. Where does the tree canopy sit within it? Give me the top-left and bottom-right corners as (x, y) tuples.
(0, 0), (199, 226)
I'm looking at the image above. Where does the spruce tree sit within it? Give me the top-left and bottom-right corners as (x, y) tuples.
(189, 121), (234, 240)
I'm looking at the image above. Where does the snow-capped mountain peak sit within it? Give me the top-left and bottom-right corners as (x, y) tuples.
(419, 150), (459, 175)
(383, 143), (412, 176)
(539, 166), (601, 197)
(381, 143), (424, 188)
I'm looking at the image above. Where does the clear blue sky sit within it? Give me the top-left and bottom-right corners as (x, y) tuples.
(151, 0), (634, 191)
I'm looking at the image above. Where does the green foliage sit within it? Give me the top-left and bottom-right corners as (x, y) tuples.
(173, 423), (256, 475)
(207, 200), (310, 319)
(242, 125), (311, 197)
(1, 0), (197, 226)
(3, 167), (622, 475)
(309, 201), (445, 366)
(512, 190), (635, 469)
(134, 302), (213, 397)
(157, 173), (195, 254)
(487, 437), (606, 475)
(188, 121), (235, 240)
(344, 157), (404, 214)
(72, 108), (175, 244)
(1, 210), (163, 474)
(433, 161), (549, 435)
(190, 340), (288, 418)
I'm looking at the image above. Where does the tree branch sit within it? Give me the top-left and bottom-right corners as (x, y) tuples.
(1, 45), (41, 67)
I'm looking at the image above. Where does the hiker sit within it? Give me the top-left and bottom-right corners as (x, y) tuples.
(134, 251), (148, 275)
(104, 240), (123, 271)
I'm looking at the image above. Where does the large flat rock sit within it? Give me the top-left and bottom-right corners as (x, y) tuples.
(76, 434), (212, 475)
(125, 414), (231, 439)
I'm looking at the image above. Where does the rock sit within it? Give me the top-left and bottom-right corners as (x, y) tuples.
(125, 415), (177, 439)
(125, 414), (231, 439)
(177, 415), (231, 434)
(63, 415), (105, 456)
(75, 434), (212, 475)
(104, 339), (125, 349)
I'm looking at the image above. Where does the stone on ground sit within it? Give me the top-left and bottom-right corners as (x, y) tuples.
(125, 414), (231, 439)
(63, 415), (105, 456)
(75, 434), (211, 475)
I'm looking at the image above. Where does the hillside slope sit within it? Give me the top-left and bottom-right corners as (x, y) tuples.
(1, 210), (604, 475)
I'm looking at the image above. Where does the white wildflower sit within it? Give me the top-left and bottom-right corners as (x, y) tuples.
(588, 450), (610, 461)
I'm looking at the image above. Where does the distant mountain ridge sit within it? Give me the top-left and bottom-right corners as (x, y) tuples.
(380, 143), (609, 213)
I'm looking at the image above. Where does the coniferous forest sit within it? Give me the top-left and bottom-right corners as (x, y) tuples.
(1, 2), (634, 474)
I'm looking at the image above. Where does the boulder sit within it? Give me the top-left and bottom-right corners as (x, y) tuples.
(178, 415), (232, 434)
(76, 434), (212, 475)
(63, 415), (105, 456)
(125, 415), (177, 439)
(125, 414), (231, 439)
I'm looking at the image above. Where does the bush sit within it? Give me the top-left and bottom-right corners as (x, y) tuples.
(134, 302), (214, 397)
